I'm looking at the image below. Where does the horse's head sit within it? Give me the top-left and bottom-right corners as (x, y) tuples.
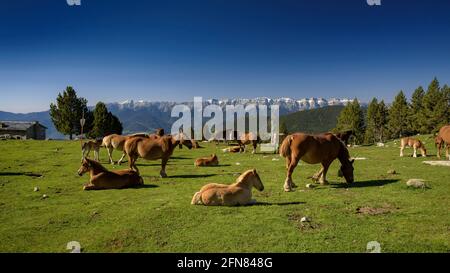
(77, 158), (92, 176)
(191, 140), (200, 149)
(338, 159), (355, 183)
(172, 133), (193, 150)
(237, 169), (264, 191)
(155, 128), (165, 136)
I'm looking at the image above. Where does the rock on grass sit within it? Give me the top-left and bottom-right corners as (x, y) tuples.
(406, 179), (427, 189)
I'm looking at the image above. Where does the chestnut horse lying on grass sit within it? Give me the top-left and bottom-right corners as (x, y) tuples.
(400, 137), (427, 157)
(77, 158), (143, 190)
(124, 134), (193, 177)
(191, 169), (264, 206)
(195, 154), (219, 166)
(280, 132), (354, 192)
(436, 125), (450, 160)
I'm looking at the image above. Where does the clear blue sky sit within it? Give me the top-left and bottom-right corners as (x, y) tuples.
(1, 0), (450, 113)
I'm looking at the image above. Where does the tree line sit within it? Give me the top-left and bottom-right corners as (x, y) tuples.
(335, 77), (450, 144)
(50, 86), (123, 139)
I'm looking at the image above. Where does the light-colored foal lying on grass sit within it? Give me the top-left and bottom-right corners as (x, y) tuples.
(77, 158), (144, 190)
(191, 169), (264, 206)
(195, 154), (219, 166)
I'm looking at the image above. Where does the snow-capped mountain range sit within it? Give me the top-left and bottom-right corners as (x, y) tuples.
(112, 97), (356, 114)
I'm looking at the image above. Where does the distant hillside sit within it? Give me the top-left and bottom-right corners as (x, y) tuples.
(280, 105), (345, 134)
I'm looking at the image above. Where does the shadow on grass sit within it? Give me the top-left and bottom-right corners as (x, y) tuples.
(170, 156), (191, 160)
(196, 164), (232, 167)
(137, 184), (159, 189)
(0, 172), (43, 177)
(252, 201), (305, 206)
(169, 174), (217, 179)
(331, 179), (400, 188)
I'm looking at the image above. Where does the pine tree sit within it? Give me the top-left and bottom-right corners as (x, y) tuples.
(364, 98), (378, 144)
(375, 100), (389, 142)
(421, 77), (447, 133)
(409, 86), (425, 134)
(49, 86), (89, 140)
(279, 121), (289, 135)
(441, 84), (450, 126)
(89, 102), (123, 138)
(335, 98), (365, 144)
(388, 90), (409, 139)
(109, 115), (123, 135)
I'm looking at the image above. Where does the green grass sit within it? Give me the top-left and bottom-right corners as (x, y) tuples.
(0, 136), (449, 253)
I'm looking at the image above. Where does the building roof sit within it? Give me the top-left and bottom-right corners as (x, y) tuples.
(0, 121), (48, 131)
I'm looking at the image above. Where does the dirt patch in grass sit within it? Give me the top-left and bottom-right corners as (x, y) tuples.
(356, 203), (399, 216)
(287, 212), (321, 231)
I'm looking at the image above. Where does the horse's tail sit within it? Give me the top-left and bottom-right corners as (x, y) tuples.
(279, 135), (292, 158)
(191, 192), (203, 205)
(101, 136), (109, 148)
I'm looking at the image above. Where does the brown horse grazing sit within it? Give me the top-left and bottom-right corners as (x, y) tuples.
(237, 132), (261, 154)
(400, 137), (427, 157)
(191, 169), (264, 206)
(195, 154), (219, 166)
(124, 134), (193, 177)
(77, 158), (143, 190)
(81, 139), (102, 162)
(102, 133), (147, 165)
(280, 132), (354, 192)
(334, 130), (354, 145)
(437, 125), (450, 159)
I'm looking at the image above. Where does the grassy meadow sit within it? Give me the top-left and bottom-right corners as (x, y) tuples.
(0, 136), (449, 253)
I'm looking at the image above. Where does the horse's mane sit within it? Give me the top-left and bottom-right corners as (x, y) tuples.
(337, 138), (351, 161)
(234, 169), (259, 187)
(85, 158), (109, 172)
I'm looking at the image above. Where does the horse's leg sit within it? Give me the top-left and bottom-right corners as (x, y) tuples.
(128, 154), (139, 174)
(319, 161), (331, 185)
(437, 143), (441, 158)
(311, 167), (324, 183)
(445, 144), (450, 160)
(107, 146), (114, 164)
(117, 152), (127, 165)
(83, 183), (98, 190)
(400, 145), (404, 157)
(252, 141), (257, 154)
(284, 153), (301, 192)
(94, 148), (99, 161)
(413, 146), (417, 158)
(160, 157), (169, 178)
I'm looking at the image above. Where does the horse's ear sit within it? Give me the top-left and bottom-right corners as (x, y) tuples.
(350, 159), (355, 164)
(252, 169), (257, 174)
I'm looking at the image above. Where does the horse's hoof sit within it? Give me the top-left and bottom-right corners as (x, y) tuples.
(320, 181), (329, 185)
(284, 187), (293, 192)
(160, 173), (168, 178)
